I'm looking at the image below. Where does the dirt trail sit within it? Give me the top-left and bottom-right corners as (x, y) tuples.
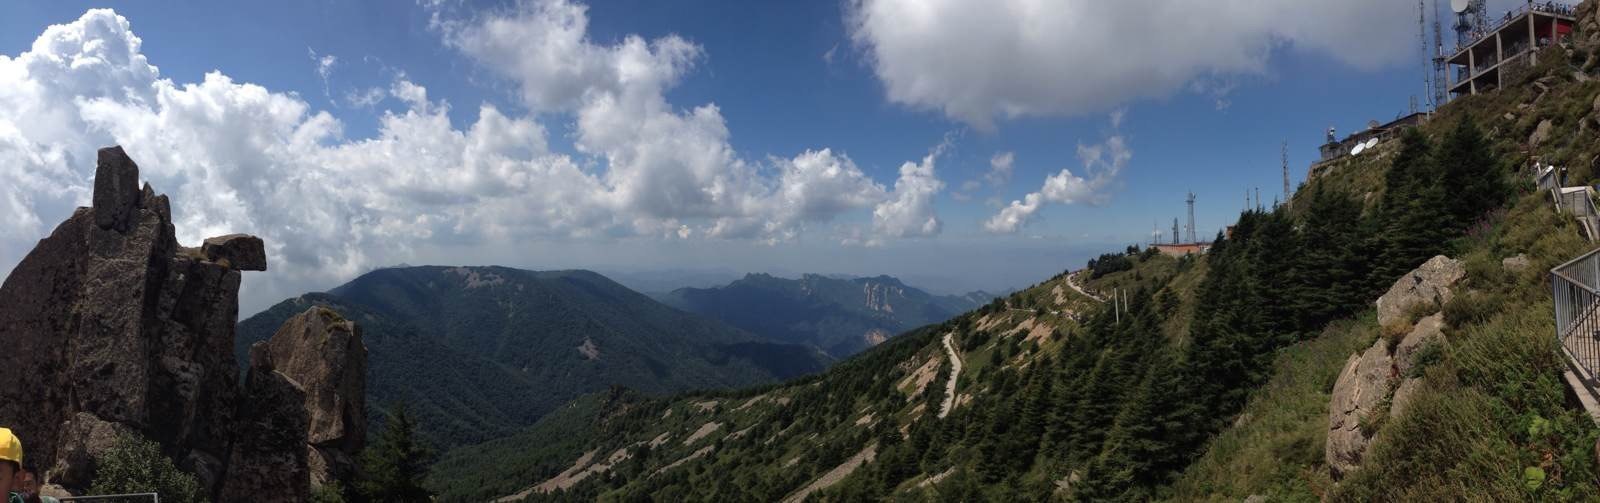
(939, 333), (962, 419)
(1065, 270), (1105, 303)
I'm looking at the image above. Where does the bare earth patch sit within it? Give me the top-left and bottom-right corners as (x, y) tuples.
(733, 393), (768, 412)
(648, 431), (672, 448)
(683, 421), (723, 446)
(576, 337), (599, 360)
(495, 449), (596, 501)
(692, 400), (719, 412)
(915, 467), (957, 489)
(651, 445), (714, 478)
(864, 328), (891, 346)
(898, 354), (942, 398)
(781, 444), (878, 503)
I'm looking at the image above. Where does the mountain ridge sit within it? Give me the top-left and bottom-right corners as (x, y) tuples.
(237, 265), (830, 450)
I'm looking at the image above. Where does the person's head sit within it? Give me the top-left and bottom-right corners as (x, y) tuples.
(0, 427), (22, 495)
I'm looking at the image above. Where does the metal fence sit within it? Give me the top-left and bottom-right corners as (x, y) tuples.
(1553, 248), (1600, 382)
(58, 493), (159, 503)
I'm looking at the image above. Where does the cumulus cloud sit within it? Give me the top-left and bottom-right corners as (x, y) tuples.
(0, 6), (943, 310)
(873, 148), (945, 239)
(436, 0), (939, 242)
(845, 0), (1417, 128)
(985, 117), (1130, 233)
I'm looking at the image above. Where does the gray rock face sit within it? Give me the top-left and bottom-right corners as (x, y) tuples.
(1375, 255), (1464, 328)
(220, 343), (311, 503)
(263, 307), (368, 489)
(0, 146), (356, 500)
(202, 234), (268, 271)
(92, 146), (141, 232)
(1389, 378), (1423, 420)
(45, 413), (133, 490)
(1530, 119), (1554, 148)
(1395, 314), (1446, 378)
(1326, 338), (1394, 479)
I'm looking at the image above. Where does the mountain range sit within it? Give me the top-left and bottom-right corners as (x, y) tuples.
(236, 266), (830, 449)
(657, 273), (995, 358)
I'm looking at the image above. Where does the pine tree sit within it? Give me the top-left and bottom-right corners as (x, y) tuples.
(359, 401), (436, 503)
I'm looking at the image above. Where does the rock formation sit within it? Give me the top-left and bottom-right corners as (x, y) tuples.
(1374, 255), (1464, 327)
(1326, 337), (1394, 479)
(0, 146), (364, 500)
(260, 307), (368, 490)
(1329, 258), (1462, 480)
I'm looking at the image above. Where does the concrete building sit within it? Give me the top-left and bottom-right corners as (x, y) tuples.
(1151, 243), (1209, 257)
(1447, 2), (1576, 97)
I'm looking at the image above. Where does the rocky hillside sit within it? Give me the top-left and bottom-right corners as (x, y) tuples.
(237, 266), (831, 450)
(0, 147), (368, 501)
(659, 273), (994, 358)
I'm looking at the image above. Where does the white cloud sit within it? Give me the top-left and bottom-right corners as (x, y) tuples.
(0, 6), (946, 311)
(985, 117), (1130, 233)
(984, 151), (1014, 187)
(308, 47), (337, 98)
(344, 86), (385, 108)
(846, 0), (1416, 128)
(873, 148), (945, 239)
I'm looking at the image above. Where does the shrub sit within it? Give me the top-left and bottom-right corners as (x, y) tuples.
(89, 433), (202, 503)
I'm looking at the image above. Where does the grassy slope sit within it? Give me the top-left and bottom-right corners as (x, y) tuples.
(1168, 48), (1600, 498)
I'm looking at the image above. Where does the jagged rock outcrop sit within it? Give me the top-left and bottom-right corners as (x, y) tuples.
(1326, 338), (1393, 479)
(1375, 255), (1465, 327)
(261, 307), (368, 490)
(0, 146), (363, 500)
(221, 344), (311, 503)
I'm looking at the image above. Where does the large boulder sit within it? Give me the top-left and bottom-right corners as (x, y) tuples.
(1326, 338), (1395, 479)
(263, 307), (368, 489)
(1530, 119), (1555, 148)
(1375, 255), (1465, 328)
(202, 234), (267, 271)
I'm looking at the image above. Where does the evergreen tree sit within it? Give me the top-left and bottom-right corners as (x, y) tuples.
(359, 401), (436, 503)
(1434, 116), (1503, 225)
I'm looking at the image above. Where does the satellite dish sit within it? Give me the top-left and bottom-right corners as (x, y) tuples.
(1352, 143), (1367, 156)
(1365, 138), (1379, 149)
(1451, 0), (1469, 13)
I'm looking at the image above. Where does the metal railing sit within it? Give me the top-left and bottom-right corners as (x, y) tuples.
(1553, 248), (1600, 382)
(59, 493), (159, 503)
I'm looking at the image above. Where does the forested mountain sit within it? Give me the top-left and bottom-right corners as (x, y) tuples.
(424, 40), (1600, 500)
(658, 273), (995, 358)
(236, 266), (829, 450)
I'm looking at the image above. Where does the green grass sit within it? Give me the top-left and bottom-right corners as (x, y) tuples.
(1166, 314), (1376, 501)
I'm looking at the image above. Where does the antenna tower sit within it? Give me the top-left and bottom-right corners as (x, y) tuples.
(1186, 191), (1197, 243)
(1432, 0), (1448, 109)
(1171, 218), (1179, 245)
(1281, 141), (1290, 205)
(1419, 0), (1431, 111)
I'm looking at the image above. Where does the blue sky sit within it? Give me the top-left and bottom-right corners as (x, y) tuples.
(0, 0), (1517, 314)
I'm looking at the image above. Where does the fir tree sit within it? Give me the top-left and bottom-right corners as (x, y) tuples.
(359, 401), (436, 503)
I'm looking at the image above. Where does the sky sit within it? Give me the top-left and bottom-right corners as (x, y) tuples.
(0, 0), (1530, 315)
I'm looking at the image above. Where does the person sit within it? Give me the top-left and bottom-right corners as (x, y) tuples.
(0, 427), (22, 503)
(15, 464), (58, 503)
